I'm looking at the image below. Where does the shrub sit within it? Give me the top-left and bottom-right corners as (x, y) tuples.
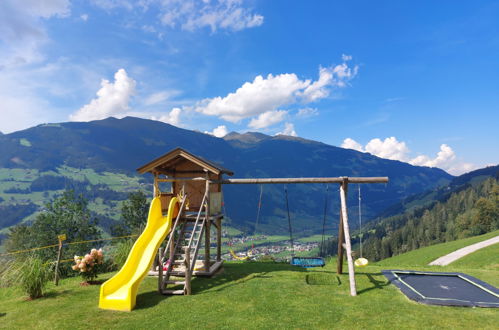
(111, 239), (134, 268)
(72, 248), (104, 282)
(18, 256), (51, 299)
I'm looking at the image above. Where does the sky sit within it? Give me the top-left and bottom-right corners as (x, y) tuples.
(0, 0), (498, 175)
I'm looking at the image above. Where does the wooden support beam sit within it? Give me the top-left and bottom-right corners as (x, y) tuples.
(336, 209), (345, 274)
(157, 247), (163, 293)
(339, 179), (357, 296)
(185, 249), (191, 295)
(204, 171), (211, 272)
(216, 217), (222, 262)
(218, 177), (388, 185)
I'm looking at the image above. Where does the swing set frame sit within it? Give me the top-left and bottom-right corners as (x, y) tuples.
(217, 176), (388, 296)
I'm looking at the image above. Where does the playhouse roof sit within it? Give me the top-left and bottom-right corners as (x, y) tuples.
(136, 147), (234, 176)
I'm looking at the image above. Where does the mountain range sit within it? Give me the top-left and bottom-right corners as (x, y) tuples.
(0, 117), (454, 235)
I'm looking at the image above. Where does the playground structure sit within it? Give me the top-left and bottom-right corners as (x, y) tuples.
(99, 147), (388, 311)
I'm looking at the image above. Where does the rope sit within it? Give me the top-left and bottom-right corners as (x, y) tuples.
(358, 185), (363, 258)
(284, 186), (294, 257)
(0, 234), (138, 257)
(254, 185), (263, 235)
(320, 185), (329, 257)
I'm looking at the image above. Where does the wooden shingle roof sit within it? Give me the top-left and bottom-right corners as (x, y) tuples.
(136, 147), (233, 176)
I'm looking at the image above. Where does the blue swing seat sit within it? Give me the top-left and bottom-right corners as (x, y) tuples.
(291, 257), (325, 268)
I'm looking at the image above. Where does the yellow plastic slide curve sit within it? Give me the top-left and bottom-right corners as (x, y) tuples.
(99, 197), (179, 312)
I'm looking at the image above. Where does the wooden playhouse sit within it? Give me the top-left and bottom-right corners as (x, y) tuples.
(137, 147), (233, 295)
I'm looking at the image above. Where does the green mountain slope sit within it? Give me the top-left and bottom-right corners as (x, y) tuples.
(0, 117), (453, 235)
(360, 171), (498, 261)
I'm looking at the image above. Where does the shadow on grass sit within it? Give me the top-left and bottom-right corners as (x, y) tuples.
(195, 262), (306, 294)
(43, 289), (73, 299)
(356, 272), (390, 295)
(135, 261), (306, 310)
(0, 313), (6, 317)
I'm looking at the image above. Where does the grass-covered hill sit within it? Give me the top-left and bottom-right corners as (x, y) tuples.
(0, 116), (453, 235)
(1, 232), (498, 329)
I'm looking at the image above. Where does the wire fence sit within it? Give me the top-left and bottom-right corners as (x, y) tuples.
(0, 234), (138, 258)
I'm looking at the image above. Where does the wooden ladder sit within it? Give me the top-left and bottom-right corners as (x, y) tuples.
(158, 193), (207, 295)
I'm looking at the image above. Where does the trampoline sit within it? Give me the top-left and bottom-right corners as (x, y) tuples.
(291, 257), (325, 268)
(383, 270), (499, 308)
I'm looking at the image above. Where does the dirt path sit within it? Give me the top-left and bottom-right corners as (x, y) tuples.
(429, 235), (499, 266)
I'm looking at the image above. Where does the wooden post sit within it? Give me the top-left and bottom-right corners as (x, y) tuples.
(153, 172), (158, 197)
(54, 235), (65, 286)
(216, 217), (222, 262)
(157, 247), (163, 293)
(339, 179), (357, 296)
(204, 171), (211, 272)
(336, 210), (345, 274)
(185, 248), (192, 295)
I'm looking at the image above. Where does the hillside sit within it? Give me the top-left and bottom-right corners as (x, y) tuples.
(360, 171), (498, 261)
(0, 117), (453, 235)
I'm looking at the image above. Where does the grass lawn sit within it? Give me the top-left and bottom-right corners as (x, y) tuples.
(1, 232), (498, 329)
(375, 230), (499, 268)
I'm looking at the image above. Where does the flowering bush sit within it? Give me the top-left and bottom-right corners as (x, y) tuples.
(72, 248), (104, 282)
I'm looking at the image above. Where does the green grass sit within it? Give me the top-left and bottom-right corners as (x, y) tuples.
(375, 230), (499, 268)
(2, 234), (499, 329)
(450, 243), (499, 271)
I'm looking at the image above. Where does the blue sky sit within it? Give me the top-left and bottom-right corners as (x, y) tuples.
(1, 1), (498, 175)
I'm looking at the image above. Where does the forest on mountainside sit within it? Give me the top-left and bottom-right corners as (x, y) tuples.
(320, 177), (499, 261)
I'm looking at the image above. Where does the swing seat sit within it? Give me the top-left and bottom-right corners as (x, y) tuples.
(291, 257), (325, 268)
(354, 257), (369, 267)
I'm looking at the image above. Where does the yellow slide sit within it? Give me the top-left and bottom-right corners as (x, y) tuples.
(99, 197), (179, 311)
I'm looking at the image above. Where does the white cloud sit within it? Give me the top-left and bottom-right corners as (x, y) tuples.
(0, 0), (70, 67)
(81, 14), (89, 21)
(92, 0), (263, 33)
(276, 122), (297, 137)
(161, 0), (263, 32)
(151, 107), (182, 126)
(196, 60), (358, 125)
(70, 68), (136, 121)
(341, 137), (477, 175)
(341, 138), (364, 152)
(205, 125), (229, 138)
(248, 110), (287, 129)
(342, 54), (352, 61)
(365, 137), (410, 161)
(342, 137), (409, 161)
(297, 107), (319, 118)
(143, 90), (180, 106)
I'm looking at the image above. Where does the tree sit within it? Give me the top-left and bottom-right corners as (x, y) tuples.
(6, 190), (100, 262)
(112, 191), (149, 236)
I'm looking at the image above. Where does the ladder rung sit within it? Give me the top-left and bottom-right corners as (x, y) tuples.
(165, 280), (186, 285)
(163, 289), (185, 295)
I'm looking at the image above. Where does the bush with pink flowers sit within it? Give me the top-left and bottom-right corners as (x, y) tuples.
(72, 248), (104, 282)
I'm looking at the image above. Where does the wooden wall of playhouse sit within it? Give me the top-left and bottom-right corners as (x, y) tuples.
(156, 158), (222, 213)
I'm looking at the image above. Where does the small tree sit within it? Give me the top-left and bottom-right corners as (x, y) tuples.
(5, 191), (100, 266)
(112, 191), (149, 236)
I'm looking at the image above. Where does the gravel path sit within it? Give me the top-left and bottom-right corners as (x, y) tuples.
(429, 235), (499, 266)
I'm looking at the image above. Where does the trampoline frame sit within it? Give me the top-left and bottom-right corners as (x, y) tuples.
(383, 269), (499, 308)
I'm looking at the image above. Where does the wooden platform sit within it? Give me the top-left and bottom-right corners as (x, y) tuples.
(149, 260), (223, 278)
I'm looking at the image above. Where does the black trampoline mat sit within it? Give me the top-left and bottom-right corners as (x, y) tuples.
(383, 270), (499, 308)
(399, 273), (497, 302)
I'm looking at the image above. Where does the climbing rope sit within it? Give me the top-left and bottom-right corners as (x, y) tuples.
(284, 186), (295, 257)
(254, 184), (263, 235)
(320, 185), (329, 257)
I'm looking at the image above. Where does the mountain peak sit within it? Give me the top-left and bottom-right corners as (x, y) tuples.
(224, 131), (271, 145)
